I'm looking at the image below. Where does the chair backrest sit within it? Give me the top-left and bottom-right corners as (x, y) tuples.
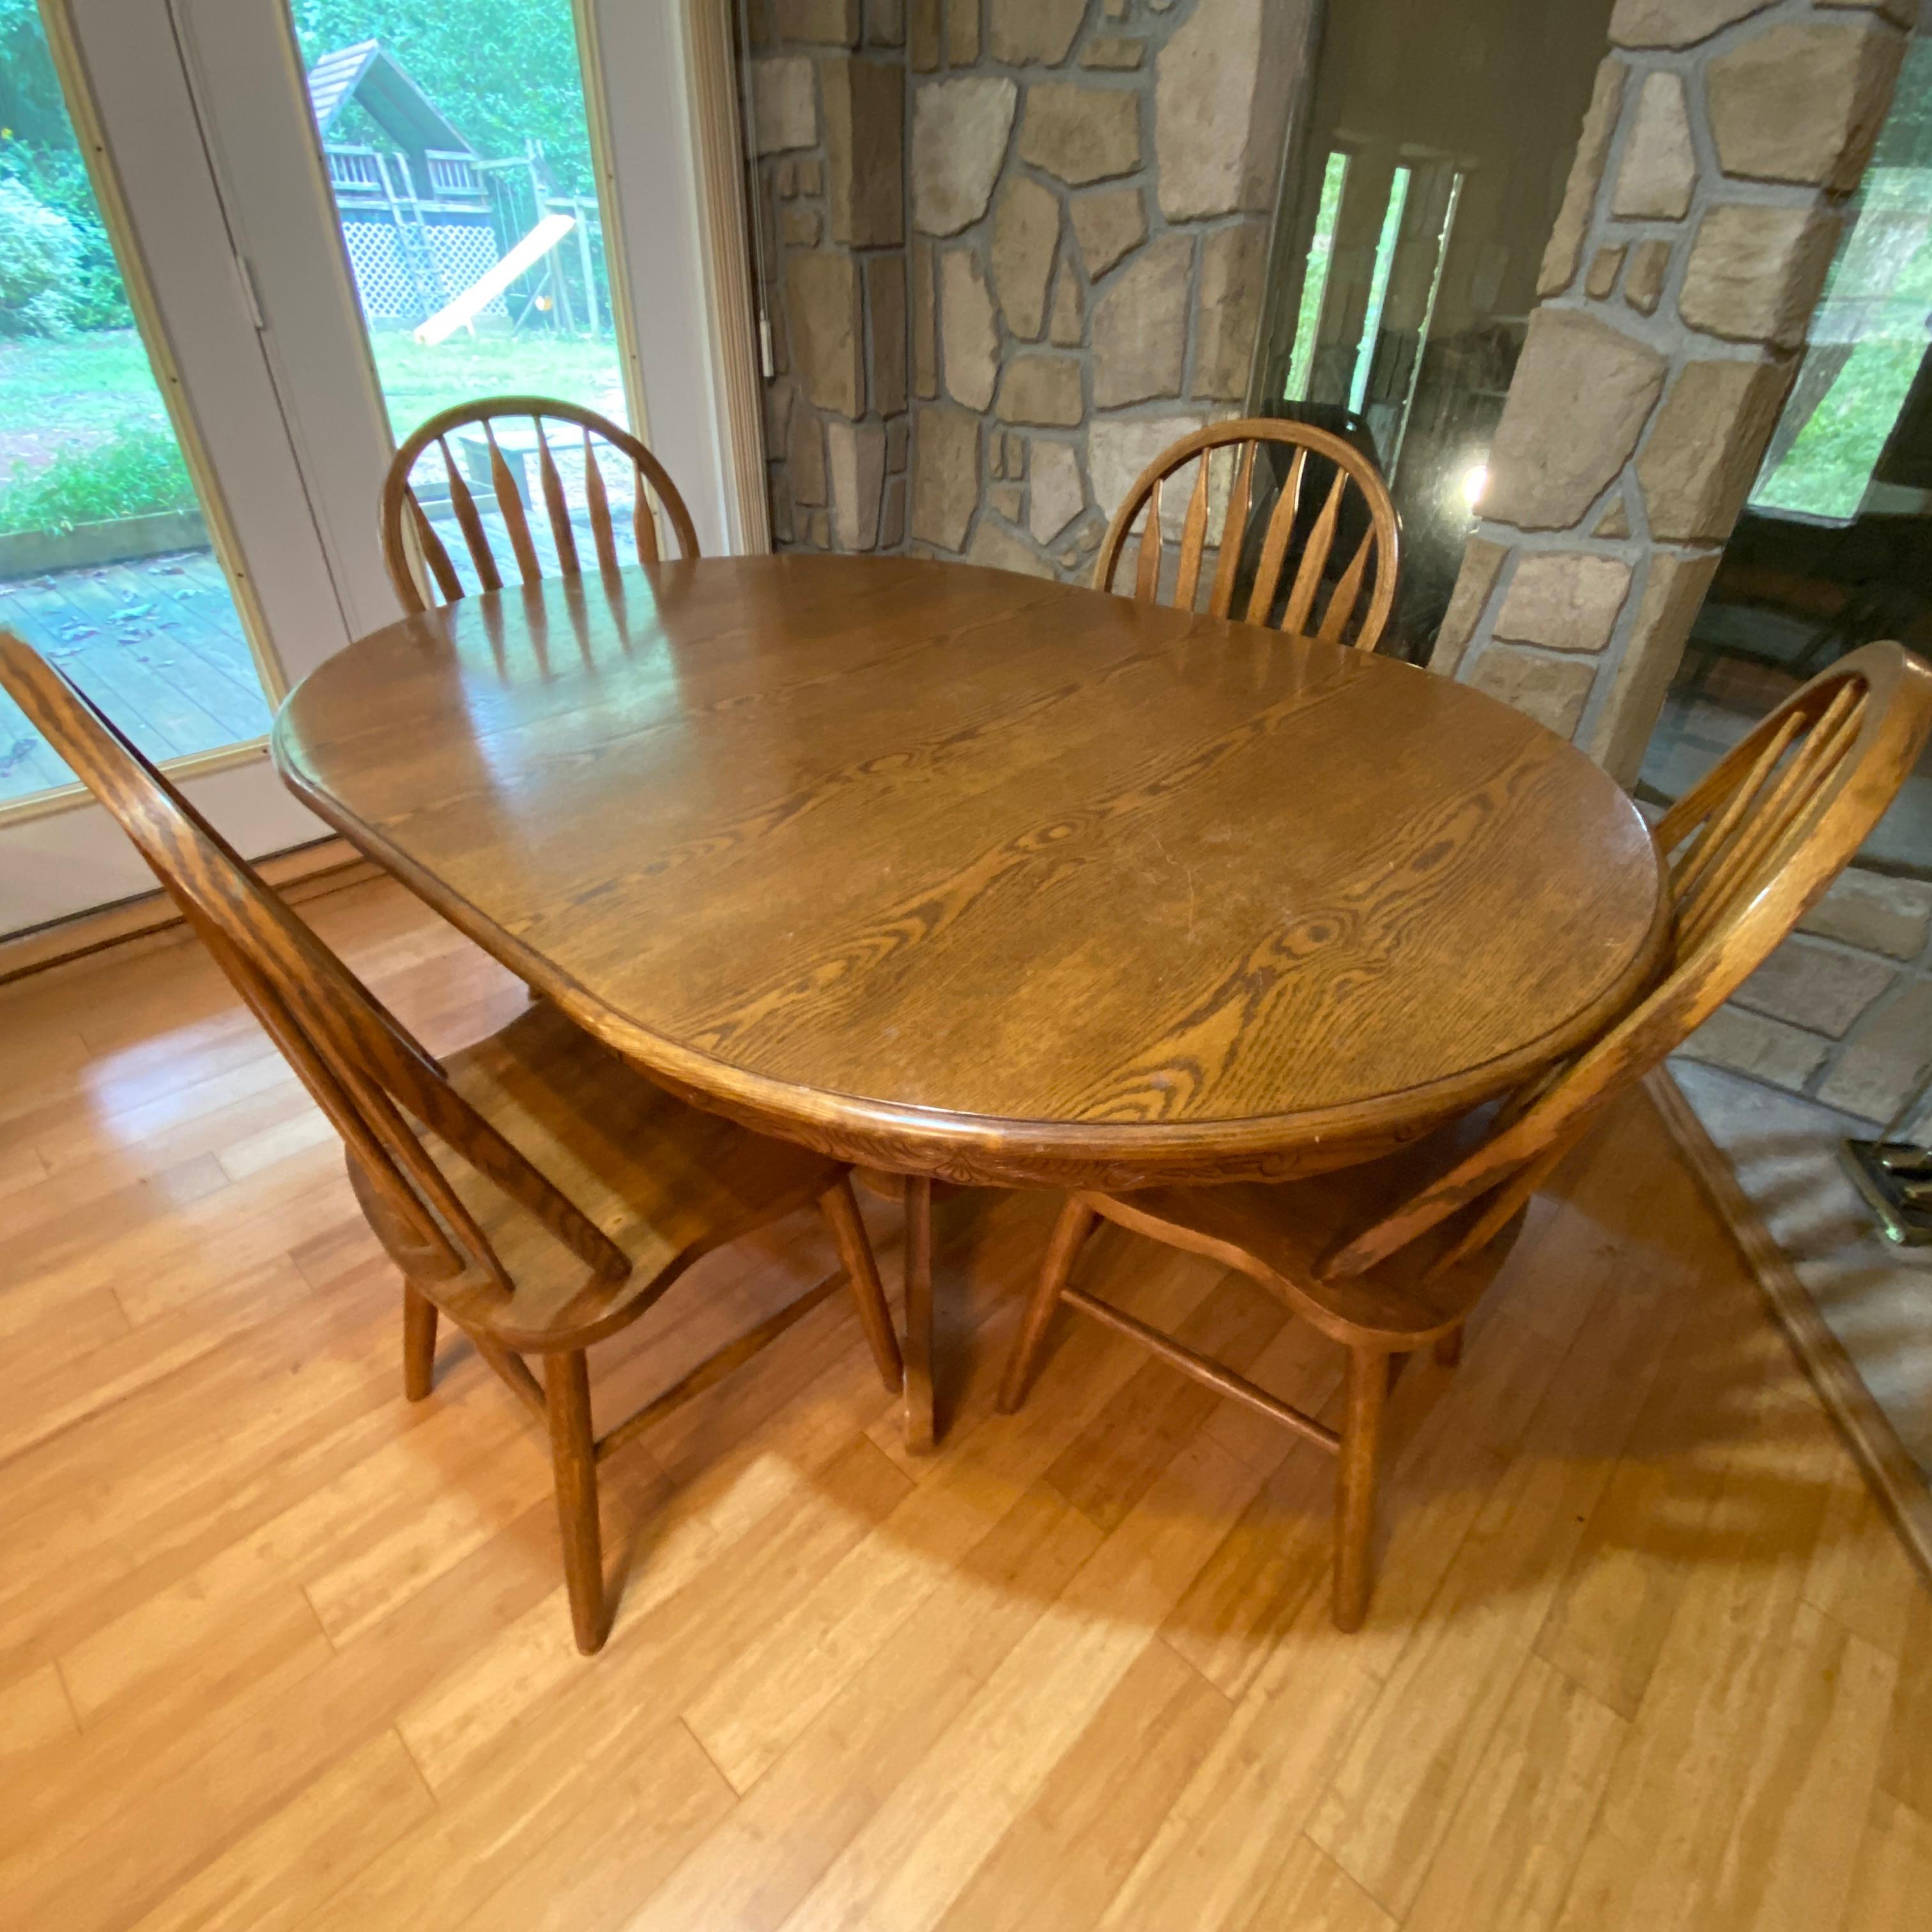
(379, 395), (700, 615)
(1324, 640), (1932, 1281)
(0, 632), (628, 1309)
(1092, 418), (1402, 653)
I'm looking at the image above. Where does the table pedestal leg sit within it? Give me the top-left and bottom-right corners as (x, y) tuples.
(903, 1175), (935, 1452)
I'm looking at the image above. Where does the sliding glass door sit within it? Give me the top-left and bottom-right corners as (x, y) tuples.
(0, 8), (269, 806)
(0, 0), (365, 935)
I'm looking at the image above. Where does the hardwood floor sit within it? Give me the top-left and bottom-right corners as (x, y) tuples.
(1, 873), (1928, 1930)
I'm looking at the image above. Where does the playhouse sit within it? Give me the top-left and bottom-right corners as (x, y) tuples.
(306, 40), (604, 334)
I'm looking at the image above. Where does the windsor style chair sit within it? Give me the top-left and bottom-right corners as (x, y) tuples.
(379, 395), (700, 615)
(0, 633), (902, 1655)
(1000, 640), (1932, 1630)
(1093, 418), (1402, 653)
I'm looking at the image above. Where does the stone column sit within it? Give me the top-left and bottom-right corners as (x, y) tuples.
(749, 0), (912, 552)
(901, 0), (1312, 580)
(1432, 0), (1913, 784)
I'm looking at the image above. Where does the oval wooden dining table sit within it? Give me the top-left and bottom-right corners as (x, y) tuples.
(273, 554), (1669, 1448)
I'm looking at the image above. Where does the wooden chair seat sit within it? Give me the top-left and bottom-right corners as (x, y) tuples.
(414, 1000), (845, 1351)
(1083, 1105), (1521, 1352)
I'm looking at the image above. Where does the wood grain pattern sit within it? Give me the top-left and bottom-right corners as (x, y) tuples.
(1094, 418), (1402, 654)
(4, 876), (1932, 1926)
(999, 641), (1932, 1630)
(0, 631), (900, 1653)
(271, 556), (1667, 1194)
(378, 397), (700, 615)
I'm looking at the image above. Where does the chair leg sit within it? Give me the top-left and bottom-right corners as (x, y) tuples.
(999, 1195), (1098, 1414)
(1434, 1324), (1464, 1368)
(402, 1283), (438, 1402)
(544, 1349), (607, 1655)
(903, 1177), (936, 1453)
(1333, 1343), (1389, 1634)
(820, 1174), (904, 1393)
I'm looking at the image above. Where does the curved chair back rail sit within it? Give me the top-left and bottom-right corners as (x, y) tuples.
(0, 631), (901, 1655)
(379, 395), (701, 615)
(1092, 417), (1402, 653)
(1002, 638), (1932, 1632)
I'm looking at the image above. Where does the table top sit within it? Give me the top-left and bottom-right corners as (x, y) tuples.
(273, 556), (1668, 1189)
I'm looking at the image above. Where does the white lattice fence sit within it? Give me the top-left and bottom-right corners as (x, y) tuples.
(341, 217), (506, 324)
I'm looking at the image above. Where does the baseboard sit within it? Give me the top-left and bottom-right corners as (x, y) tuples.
(0, 838), (381, 986)
(1646, 1066), (1932, 1591)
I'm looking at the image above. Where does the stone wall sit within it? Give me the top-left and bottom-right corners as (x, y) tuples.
(749, 1), (912, 555)
(1430, 0), (1913, 783)
(749, 0), (1308, 574)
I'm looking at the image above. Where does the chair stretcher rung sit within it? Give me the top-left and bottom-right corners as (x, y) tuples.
(1061, 1285), (1340, 1452)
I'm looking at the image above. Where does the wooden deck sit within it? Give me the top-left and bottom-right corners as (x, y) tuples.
(0, 549), (271, 805)
(3, 875), (1930, 1929)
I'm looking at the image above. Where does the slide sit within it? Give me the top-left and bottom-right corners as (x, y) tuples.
(413, 212), (578, 346)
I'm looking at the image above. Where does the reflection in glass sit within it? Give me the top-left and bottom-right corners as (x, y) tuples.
(1284, 151), (1348, 403)
(1254, 0), (1618, 656)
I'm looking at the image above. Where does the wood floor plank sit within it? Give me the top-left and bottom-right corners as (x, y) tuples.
(395, 1359), (907, 1793)
(685, 1240), (1228, 1792)
(1093, 1599), (1381, 1932)
(1230, 1834), (1398, 1932)
(0, 1662), (77, 1758)
(0, 1137), (48, 1200)
(302, 1710), (733, 1932)
(625, 1483), (1105, 1932)
(125, 1729), (435, 1932)
(1402, 1654), (1627, 1932)
(1043, 1271), (1287, 1533)
(1532, 1249), (1767, 1721)
(1803, 1452), (1925, 1664)
(0, 1256), (316, 1468)
(1701, 1604), (1896, 1932)
(1546, 1367), (1846, 1930)
(778, 1433), (1273, 1932)
(933, 1639), (1232, 1932)
(1835, 1790), (1932, 1932)
(1875, 1575), (1932, 1821)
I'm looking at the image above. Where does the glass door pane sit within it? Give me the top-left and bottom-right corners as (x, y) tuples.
(1255, 0), (1619, 653)
(0, 5), (271, 809)
(289, 4), (627, 440)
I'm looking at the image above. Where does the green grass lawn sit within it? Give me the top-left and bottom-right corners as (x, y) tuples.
(365, 332), (627, 438)
(0, 331), (176, 441)
(0, 327), (627, 532)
